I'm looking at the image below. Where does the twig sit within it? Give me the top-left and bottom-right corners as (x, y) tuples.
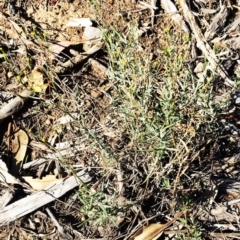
(164, 229), (189, 235)
(46, 207), (64, 234)
(131, 7), (148, 13)
(228, 197), (240, 205)
(45, 0), (49, 11)
(125, 208), (186, 240)
(210, 232), (240, 238)
(151, 0), (157, 26)
(55, 44), (103, 74)
(139, 1), (158, 10)
(46, 207), (72, 239)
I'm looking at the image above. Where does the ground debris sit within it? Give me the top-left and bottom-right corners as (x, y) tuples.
(2, 0), (240, 239)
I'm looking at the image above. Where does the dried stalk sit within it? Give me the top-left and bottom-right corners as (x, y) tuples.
(178, 0), (234, 87)
(0, 90), (32, 123)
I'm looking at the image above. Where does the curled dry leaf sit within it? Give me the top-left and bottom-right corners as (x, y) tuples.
(83, 26), (103, 51)
(3, 19), (25, 39)
(222, 37), (240, 49)
(11, 129), (29, 174)
(12, 128), (28, 161)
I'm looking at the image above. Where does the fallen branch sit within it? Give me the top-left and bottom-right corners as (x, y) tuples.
(178, 0), (234, 87)
(0, 170), (92, 226)
(0, 90), (32, 124)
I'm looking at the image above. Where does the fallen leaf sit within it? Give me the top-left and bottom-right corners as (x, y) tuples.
(82, 27), (103, 51)
(9, 19), (25, 35)
(26, 69), (48, 93)
(130, 224), (164, 240)
(12, 129), (29, 163)
(129, 210), (184, 240)
(23, 175), (64, 190)
(11, 129), (29, 174)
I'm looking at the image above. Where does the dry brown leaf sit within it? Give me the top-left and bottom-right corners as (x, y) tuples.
(222, 37), (240, 49)
(9, 20), (25, 35)
(204, 5), (228, 41)
(130, 224), (164, 240)
(129, 209), (184, 240)
(12, 129), (29, 163)
(23, 175), (64, 190)
(11, 129), (29, 175)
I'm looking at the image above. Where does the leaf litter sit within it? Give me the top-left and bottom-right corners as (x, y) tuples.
(1, 0), (240, 239)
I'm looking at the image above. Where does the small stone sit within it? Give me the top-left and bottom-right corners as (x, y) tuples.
(7, 71), (13, 78)
(194, 62), (204, 73)
(45, 119), (51, 125)
(83, 26), (102, 41)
